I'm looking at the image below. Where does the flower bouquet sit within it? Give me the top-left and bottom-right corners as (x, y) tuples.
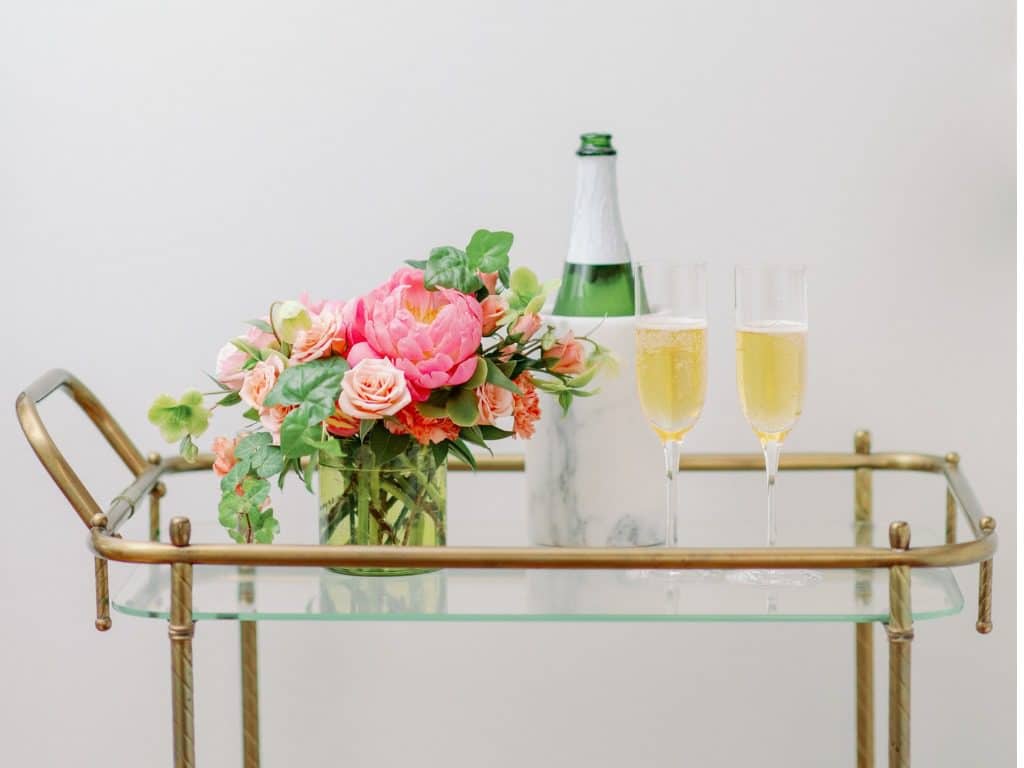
(148, 230), (605, 573)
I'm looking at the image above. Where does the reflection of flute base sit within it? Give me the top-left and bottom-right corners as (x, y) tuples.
(728, 569), (822, 587)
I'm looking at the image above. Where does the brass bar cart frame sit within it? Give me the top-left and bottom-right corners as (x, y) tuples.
(17, 370), (997, 768)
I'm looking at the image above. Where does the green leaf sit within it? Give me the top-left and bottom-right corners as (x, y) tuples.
(242, 407), (260, 422)
(405, 259), (427, 269)
(532, 376), (567, 394)
(263, 357), (349, 424)
(218, 493), (245, 527)
(509, 267), (540, 298)
(558, 391), (573, 414)
(465, 229), (513, 274)
(235, 432), (273, 459)
(459, 425), (493, 455)
(525, 294), (546, 314)
(247, 318), (273, 333)
(236, 434), (285, 479)
(566, 364), (601, 389)
(216, 391), (242, 407)
(446, 438), (477, 470)
(302, 452), (318, 493)
(231, 338), (262, 360)
(368, 428), (412, 466)
(465, 357), (488, 389)
(479, 425), (514, 440)
(485, 358), (522, 395)
(446, 387), (479, 427)
(179, 435), (199, 463)
(417, 400), (449, 419)
(279, 413), (323, 459)
(423, 246), (482, 293)
(147, 390), (210, 442)
(241, 476), (271, 507)
(430, 442), (449, 467)
(498, 265), (511, 289)
(220, 459), (252, 493)
(358, 418), (375, 441)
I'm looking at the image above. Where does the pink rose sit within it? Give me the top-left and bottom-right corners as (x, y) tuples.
(346, 267), (483, 401)
(511, 313), (542, 342)
(211, 435), (240, 477)
(290, 302), (348, 363)
(338, 358), (412, 419)
(547, 331), (586, 375)
(240, 355), (285, 410)
(215, 325), (277, 391)
(480, 294), (508, 336)
(476, 383), (514, 425)
(478, 271), (499, 294)
(259, 404), (293, 445)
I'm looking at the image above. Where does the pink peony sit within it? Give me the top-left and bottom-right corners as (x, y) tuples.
(259, 404), (293, 445)
(290, 302), (348, 363)
(240, 355), (285, 410)
(338, 358), (412, 419)
(347, 268), (483, 401)
(547, 331), (586, 375)
(480, 294), (508, 336)
(478, 271), (499, 294)
(476, 383), (514, 425)
(511, 312), (542, 342)
(215, 325), (277, 391)
(384, 405), (460, 445)
(211, 435), (240, 477)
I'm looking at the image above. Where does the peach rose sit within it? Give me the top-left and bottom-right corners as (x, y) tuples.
(259, 404), (294, 445)
(325, 407), (360, 438)
(211, 435), (240, 477)
(215, 325), (277, 391)
(290, 302), (348, 364)
(476, 383), (514, 425)
(511, 312), (542, 342)
(478, 271), (499, 294)
(480, 294), (508, 336)
(338, 358), (411, 420)
(548, 331), (586, 375)
(240, 355), (285, 410)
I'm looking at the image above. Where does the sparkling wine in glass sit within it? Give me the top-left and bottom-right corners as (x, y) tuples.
(733, 265), (818, 587)
(634, 262), (708, 561)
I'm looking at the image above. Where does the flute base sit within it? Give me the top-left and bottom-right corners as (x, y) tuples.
(727, 569), (823, 588)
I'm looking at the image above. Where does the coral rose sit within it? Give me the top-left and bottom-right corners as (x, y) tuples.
(476, 383), (514, 425)
(215, 325), (277, 391)
(478, 271), (499, 294)
(480, 294), (508, 336)
(290, 302), (348, 363)
(547, 331), (586, 375)
(512, 373), (541, 439)
(338, 358), (412, 419)
(240, 355), (285, 410)
(346, 268), (483, 401)
(259, 404), (294, 446)
(211, 435), (240, 477)
(384, 405), (460, 445)
(511, 312), (542, 342)
(325, 407), (360, 438)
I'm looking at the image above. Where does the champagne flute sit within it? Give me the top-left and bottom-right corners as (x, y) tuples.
(633, 262), (708, 566)
(733, 265), (818, 586)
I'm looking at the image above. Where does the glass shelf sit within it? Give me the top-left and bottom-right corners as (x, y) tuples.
(114, 562), (962, 624)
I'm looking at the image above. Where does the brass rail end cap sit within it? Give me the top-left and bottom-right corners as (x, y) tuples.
(980, 516), (996, 533)
(169, 517), (192, 547)
(854, 430), (871, 452)
(95, 617), (112, 632)
(976, 620), (993, 634)
(889, 521), (911, 550)
(90, 513), (108, 531)
(945, 451), (961, 465)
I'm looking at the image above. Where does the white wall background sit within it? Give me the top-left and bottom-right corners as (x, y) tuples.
(0, 1), (1014, 766)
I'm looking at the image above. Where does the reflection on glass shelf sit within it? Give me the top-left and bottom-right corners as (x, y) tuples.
(113, 564), (962, 623)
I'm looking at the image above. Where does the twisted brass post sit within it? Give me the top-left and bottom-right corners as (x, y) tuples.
(90, 513), (112, 632)
(854, 430), (874, 768)
(239, 568), (260, 768)
(148, 452), (165, 542)
(944, 453), (959, 544)
(976, 516), (995, 634)
(887, 522), (912, 768)
(169, 518), (195, 768)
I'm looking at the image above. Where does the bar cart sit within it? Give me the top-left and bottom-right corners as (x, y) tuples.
(17, 370), (997, 768)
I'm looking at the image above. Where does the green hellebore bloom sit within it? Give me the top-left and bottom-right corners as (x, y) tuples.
(147, 390), (211, 443)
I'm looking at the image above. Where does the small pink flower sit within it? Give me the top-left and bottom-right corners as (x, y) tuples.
(259, 404), (293, 445)
(290, 302), (348, 363)
(480, 294), (508, 336)
(240, 355), (285, 410)
(511, 313), (542, 342)
(478, 271), (499, 294)
(338, 358), (412, 419)
(476, 383), (514, 425)
(547, 331), (587, 375)
(512, 373), (541, 439)
(215, 325), (277, 391)
(211, 435), (240, 477)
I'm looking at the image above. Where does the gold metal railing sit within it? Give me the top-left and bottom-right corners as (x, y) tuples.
(17, 369), (998, 768)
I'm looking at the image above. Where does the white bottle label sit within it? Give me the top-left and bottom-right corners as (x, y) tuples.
(566, 155), (630, 266)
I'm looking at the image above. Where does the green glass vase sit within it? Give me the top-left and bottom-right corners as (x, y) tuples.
(318, 443), (447, 576)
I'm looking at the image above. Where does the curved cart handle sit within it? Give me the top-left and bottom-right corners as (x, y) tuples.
(16, 369), (152, 631)
(16, 368), (150, 528)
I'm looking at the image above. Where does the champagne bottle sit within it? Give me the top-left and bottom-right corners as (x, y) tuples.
(553, 133), (635, 317)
